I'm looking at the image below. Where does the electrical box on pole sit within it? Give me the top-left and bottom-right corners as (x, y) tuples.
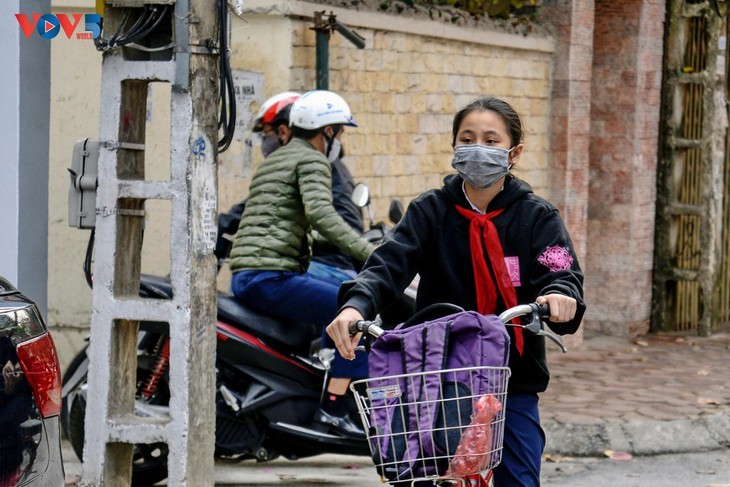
(68, 139), (100, 230)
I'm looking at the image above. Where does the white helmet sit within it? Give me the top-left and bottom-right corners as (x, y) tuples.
(289, 90), (358, 130)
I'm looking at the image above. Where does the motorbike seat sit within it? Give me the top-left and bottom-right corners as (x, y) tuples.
(217, 294), (318, 352)
(139, 275), (316, 353)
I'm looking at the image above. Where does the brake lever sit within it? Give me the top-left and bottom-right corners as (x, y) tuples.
(509, 303), (568, 353)
(537, 327), (568, 353)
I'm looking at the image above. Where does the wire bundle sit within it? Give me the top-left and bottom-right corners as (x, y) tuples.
(93, 3), (236, 152)
(217, 0), (236, 152)
(94, 5), (171, 52)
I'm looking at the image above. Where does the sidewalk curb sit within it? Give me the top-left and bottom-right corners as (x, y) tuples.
(543, 411), (730, 456)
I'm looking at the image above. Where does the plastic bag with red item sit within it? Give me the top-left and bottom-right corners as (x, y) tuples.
(446, 394), (503, 477)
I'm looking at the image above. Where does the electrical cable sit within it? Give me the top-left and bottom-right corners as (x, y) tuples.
(123, 6), (168, 45)
(114, 8), (149, 45)
(218, 0), (236, 152)
(95, 6), (171, 52)
(84, 229), (95, 289)
(106, 8), (131, 48)
(126, 41), (176, 52)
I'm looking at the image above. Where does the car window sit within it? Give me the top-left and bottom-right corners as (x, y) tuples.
(0, 302), (46, 345)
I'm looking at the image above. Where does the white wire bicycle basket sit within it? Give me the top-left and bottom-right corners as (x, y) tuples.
(350, 365), (511, 486)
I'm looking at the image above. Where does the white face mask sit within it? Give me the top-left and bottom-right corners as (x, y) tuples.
(451, 144), (513, 189)
(327, 137), (342, 163)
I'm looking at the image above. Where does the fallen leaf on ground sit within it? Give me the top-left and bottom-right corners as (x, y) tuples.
(604, 450), (633, 461)
(697, 397), (723, 405)
(634, 339), (649, 347)
(697, 369), (710, 376)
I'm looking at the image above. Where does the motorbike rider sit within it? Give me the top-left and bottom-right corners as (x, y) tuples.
(253, 91), (301, 157)
(218, 91), (364, 283)
(229, 90), (374, 438)
(256, 92), (365, 283)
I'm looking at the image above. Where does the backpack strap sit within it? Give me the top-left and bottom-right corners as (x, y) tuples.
(396, 319), (451, 479)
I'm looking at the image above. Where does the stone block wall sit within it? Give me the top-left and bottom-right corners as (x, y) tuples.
(238, 1), (557, 220)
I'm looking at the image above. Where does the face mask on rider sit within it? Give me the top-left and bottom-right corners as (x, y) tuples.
(323, 128), (342, 163)
(451, 144), (514, 189)
(327, 137), (342, 163)
(261, 134), (280, 158)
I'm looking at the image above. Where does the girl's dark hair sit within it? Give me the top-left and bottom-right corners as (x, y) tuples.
(451, 97), (523, 147)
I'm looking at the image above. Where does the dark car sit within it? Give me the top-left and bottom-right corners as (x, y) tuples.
(0, 276), (64, 486)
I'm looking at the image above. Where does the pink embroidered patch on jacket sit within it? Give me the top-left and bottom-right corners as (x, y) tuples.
(504, 256), (521, 287)
(538, 245), (574, 272)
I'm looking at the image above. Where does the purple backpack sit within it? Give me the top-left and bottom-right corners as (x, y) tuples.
(364, 310), (510, 484)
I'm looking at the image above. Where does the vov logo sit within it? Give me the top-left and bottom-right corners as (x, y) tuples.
(15, 13), (102, 40)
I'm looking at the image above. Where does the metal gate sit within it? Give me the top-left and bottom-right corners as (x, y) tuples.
(653, 0), (729, 335)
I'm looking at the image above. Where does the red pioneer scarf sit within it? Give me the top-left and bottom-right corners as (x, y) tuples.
(454, 205), (523, 356)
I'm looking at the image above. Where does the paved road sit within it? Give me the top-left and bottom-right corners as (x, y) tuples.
(64, 443), (730, 486)
(541, 449), (730, 487)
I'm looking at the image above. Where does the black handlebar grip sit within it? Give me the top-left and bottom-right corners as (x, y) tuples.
(348, 320), (362, 336)
(537, 303), (550, 318)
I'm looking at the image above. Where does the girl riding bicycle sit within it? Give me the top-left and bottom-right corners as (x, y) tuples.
(327, 96), (586, 486)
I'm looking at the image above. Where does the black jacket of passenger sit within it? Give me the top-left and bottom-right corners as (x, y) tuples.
(312, 157), (364, 272)
(339, 174), (586, 394)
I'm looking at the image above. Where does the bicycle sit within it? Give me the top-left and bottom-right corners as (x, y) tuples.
(348, 303), (567, 486)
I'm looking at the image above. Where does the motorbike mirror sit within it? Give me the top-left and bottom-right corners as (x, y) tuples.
(388, 199), (404, 224)
(351, 183), (370, 208)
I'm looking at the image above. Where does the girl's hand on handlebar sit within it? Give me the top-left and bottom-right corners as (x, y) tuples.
(536, 294), (577, 323)
(326, 307), (364, 361)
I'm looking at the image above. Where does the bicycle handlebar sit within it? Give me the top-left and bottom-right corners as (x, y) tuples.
(349, 318), (385, 339)
(499, 302), (568, 353)
(349, 302), (568, 353)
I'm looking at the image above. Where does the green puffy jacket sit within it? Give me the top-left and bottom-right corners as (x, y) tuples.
(229, 137), (374, 274)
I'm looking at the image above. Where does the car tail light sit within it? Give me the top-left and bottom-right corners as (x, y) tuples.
(16, 333), (63, 417)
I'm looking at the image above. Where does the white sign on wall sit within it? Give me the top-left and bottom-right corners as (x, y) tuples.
(232, 70), (264, 178)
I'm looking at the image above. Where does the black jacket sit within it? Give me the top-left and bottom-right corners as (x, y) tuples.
(312, 157), (364, 272)
(339, 174), (586, 394)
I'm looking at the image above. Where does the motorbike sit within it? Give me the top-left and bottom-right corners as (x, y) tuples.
(61, 184), (412, 486)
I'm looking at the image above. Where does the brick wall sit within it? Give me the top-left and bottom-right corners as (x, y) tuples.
(585, 0), (665, 337)
(540, 0), (595, 347)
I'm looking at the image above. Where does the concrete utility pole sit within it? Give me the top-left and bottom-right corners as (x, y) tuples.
(80, 0), (219, 485)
